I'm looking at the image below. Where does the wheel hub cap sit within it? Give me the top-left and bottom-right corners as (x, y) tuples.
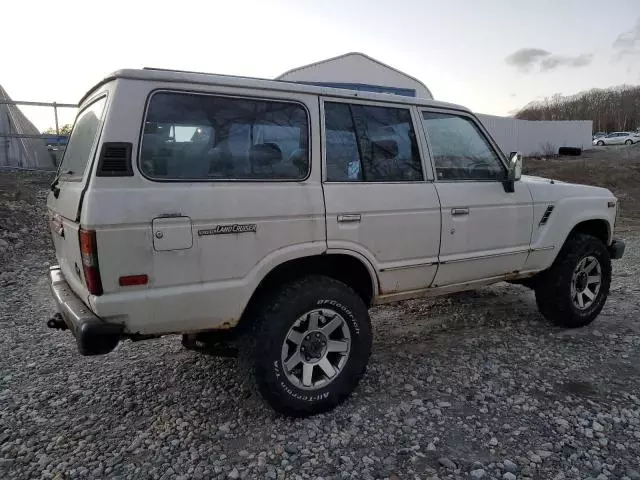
(301, 332), (327, 361)
(281, 308), (352, 390)
(576, 272), (588, 291)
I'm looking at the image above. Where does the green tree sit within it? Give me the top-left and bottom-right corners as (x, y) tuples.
(43, 124), (72, 135)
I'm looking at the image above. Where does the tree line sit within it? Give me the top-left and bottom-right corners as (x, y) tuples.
(42, 124), (72, 135)
(515, 85), (640, 133)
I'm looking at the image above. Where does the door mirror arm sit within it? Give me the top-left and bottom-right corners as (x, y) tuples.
(503, 151), (522, 193)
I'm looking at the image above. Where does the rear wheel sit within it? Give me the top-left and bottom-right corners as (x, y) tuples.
(535, 234), (611, 328)
(625, 139), (633, 145)
(240, 275), (372, 417)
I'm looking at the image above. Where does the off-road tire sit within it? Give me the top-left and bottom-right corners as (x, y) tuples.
(239, 275), (372, 417)
(535, 233), (611, 328)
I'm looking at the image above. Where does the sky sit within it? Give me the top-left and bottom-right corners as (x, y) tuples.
(1, 0), (639, 131)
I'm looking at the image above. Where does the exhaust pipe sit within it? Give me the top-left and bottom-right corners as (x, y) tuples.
(47, 313), (68, 330)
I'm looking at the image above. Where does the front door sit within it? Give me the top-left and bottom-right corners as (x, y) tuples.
(420, 109), (533, 287)
(321, 99), (441, 295)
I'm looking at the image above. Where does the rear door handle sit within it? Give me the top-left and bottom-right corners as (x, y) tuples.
(337, 214), (362, 223)
(451, 208), (470, 216)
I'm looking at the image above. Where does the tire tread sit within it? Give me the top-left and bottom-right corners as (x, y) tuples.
(535, 233), (611, 328)
(239, 275), (372, 417)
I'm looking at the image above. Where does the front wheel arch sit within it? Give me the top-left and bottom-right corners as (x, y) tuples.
(566, 219), (611, 247)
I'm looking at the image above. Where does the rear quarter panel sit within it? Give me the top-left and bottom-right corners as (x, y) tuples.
(81, 80), (327, 334)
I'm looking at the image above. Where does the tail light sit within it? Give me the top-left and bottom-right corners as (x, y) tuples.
(79, 228), (103, 295)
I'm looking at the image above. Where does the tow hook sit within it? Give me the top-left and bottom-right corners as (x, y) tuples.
(47, 313), (68, 330)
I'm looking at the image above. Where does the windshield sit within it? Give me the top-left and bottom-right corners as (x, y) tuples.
(58, 97), (106, 180)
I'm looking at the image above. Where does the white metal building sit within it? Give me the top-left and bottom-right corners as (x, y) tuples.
(477, 114), (593, 156)
(277, 52), (433, 100)
(277, 53), (592, 157)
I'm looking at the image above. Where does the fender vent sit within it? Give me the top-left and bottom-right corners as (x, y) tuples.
(539, 205), (554, 226)
(96, 142), (133, 177)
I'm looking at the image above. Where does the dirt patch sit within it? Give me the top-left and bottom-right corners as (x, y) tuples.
(523, 145), (640, 229)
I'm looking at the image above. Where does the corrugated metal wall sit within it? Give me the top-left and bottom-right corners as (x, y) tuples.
(477, 114), (593, 157)
(0, 85), (55, 169)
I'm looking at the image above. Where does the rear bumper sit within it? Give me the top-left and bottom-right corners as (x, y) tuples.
(49, 266), (122, 355)
(609, 238), (625, 260)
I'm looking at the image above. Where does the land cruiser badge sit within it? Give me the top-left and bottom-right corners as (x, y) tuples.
(198, 224), (257, 236)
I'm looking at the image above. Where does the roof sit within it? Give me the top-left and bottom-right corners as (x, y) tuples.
(79, 68), (464, 113)
(276, 52), (433, 99)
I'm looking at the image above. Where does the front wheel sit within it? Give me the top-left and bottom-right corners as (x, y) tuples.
(535, 234), (611, 328)
(597, 140), (605, 146)
(241, 276), (372, 417)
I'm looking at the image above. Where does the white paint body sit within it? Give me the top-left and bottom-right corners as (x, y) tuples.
(47, 69), (618, 336)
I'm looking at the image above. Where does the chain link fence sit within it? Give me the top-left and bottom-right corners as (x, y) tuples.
(0, 98), (77, 170)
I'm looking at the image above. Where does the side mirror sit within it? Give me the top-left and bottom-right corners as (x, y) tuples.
(503, 151), (522, 193)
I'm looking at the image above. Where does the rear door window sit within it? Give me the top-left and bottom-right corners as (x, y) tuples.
(323, 102), (423, 182)
(140, 92), (309, 181)
(58, 97), (106, 181)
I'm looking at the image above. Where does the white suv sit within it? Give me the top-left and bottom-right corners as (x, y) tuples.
(47, 68), (625, 416)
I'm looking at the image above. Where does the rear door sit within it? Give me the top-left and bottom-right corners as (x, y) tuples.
(47, 94), (108, 296)
(321, 99), (441, 295)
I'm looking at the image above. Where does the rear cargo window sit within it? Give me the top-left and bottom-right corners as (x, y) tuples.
(58, 97), (106, 181)
(140, 92), (309, 181)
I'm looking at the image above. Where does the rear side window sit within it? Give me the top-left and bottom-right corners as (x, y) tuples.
(140, 92), (309, 180)
(58, 97), (106, 181)
(324, 102), (423, 182)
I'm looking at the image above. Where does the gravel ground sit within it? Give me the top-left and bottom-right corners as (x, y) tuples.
(1, 169), (639, 480)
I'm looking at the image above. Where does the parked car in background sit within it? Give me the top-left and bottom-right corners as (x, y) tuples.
(593, 132), (639, 146)
(592, 132), (607, 140)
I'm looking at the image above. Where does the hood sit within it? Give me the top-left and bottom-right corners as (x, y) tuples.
(521, 174), (565, 184)
(521, 175), (613, 203)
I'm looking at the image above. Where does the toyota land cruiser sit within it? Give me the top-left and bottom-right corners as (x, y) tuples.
(47, 68), (625, 416)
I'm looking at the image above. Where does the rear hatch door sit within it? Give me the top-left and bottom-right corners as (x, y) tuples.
(47, 96), (107, 297)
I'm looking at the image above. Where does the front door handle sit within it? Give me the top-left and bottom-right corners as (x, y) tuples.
(337, 214), (362, 223)
(451, 208), (470, 216)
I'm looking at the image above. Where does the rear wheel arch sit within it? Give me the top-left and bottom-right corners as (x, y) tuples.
(239, 253), (377, 330)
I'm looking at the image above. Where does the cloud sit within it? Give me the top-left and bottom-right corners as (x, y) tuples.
(613, 18), (640, 58)
(540, 53), (593, 71)
(505, 48), (593, 72)
(505, 48), (551, 70)
(613, 17), (640, 49)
